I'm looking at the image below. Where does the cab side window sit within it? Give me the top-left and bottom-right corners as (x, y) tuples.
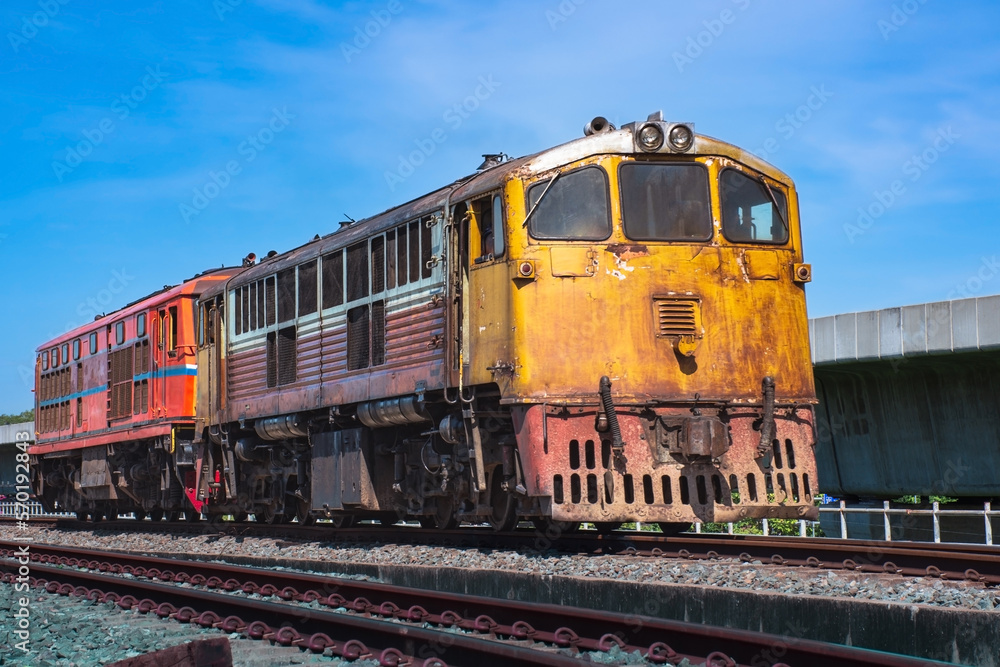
(472, 193), (505, 262)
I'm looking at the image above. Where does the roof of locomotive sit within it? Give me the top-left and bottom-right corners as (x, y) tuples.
(203, 116), (797, 295)
(36, 266), (243, 353)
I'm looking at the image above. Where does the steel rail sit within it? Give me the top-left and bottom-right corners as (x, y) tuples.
(7, 516), (1000, 585)
(1, 541), (951, 666)
(0, 562), (580, 667)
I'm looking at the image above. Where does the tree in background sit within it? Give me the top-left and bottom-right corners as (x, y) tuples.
(0, 410), (34, 426)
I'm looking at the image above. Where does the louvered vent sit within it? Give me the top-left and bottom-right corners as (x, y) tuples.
(653, 297), (700, 337)
(277, 326), (297, 385)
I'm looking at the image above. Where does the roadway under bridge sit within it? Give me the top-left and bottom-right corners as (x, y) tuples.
(810, 295), (1000, 499)
(0, 421), (34, 497)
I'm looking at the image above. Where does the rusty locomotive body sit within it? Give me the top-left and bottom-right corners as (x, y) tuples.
(31, 113), (818, 530)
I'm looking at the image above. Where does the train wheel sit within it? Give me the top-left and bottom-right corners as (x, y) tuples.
(166, 511), (181, 522)
(133, 509), (147, 521)
(90, 510), (104, 523)
(184, 511), (201, 522)
(330, 514), (354, 529)
(531, 518), (580, 536)
(436, 501), (459, 530)
(295, 500), (314, 526)
(257, 505), (283, 524)
(488, 473), (517, 532)
(150, 509), (164, 522)
(375, 512), (400, 526)
(657, 522), (690, 536)
(233, 511), (249, 523)
(593, 522), (619, 535)
(75, 511), (88, 522)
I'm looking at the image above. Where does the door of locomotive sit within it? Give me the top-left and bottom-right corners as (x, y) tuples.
(195, 297), (224, 433)
(459, 192), (511, 391)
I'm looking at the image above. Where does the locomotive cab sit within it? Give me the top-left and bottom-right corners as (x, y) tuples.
(455, 116), (818, 527)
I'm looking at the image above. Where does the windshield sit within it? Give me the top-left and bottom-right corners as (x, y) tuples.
(526, 166), (611, 240)
(619, 162), (712, 241)
(720, 169), (789, 244)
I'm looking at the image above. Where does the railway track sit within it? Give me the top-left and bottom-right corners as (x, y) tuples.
(0, 542), (949, 666)
(6, 515), (1000, 586)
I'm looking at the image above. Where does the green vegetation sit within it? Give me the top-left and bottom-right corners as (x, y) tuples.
(0, 410), (34, 426)
(894, 495), (958, 504)
(695, 492), (825, 537)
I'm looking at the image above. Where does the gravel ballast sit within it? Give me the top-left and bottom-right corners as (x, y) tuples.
(3, 525), (997, 613)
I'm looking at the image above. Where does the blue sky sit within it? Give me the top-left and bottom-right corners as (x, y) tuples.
(1, 0), (998, 413)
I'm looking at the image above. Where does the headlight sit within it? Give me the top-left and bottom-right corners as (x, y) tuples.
(668, 124), (693, 151)
(637, 123), (664, 151)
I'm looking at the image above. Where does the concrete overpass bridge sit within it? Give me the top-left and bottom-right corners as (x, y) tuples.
(810, 295), (1000, 500)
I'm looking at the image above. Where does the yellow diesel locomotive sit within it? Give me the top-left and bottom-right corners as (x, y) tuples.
(32, 112), (818, 531)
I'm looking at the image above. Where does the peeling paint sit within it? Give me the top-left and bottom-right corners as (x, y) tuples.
(605, 243), (649, 261)
(607, 268), (628, 281)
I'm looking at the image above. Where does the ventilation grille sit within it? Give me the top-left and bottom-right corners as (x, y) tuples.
(347, 305), (370, 371)
(277, 326), (297, 385)
(108, 347), (134, 420)
(654, 297), (700, 337)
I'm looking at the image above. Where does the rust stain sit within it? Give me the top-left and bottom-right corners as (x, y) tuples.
(605, 243), (649, 260)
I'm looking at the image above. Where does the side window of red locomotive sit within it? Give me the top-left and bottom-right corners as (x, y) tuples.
(42, 351), (49, 371)
(168, 306), (178, 352)
(89, 332), (98, 355)
(115, 321), (125, 346)
(137, 313), (146, 338)
(73, 339), (81, 361)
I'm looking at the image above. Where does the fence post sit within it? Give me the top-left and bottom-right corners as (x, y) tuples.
(727, 522), (734, 535)
(695, 522), (702, 534)
(839, 500), (847, 539)
(932, 501), (941, 543)
(883, 500), (892, 542)
(985, 501), (993, 546)
(762, 518), (769, 536)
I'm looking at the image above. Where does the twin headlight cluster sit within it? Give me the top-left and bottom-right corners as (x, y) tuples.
(636, 121), (694, 153)
(632, 111), (695, 154)
(585, 111), (695, 154)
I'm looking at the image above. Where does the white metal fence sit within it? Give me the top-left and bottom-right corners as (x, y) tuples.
(0, 500), (73, 518)
(819, 499), (998, 545)
(5, 499), (998, 545)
